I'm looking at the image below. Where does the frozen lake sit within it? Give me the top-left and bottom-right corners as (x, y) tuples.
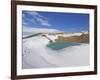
(46, 42), (81, 50)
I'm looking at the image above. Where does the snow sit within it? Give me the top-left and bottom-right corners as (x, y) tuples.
(23, 27), (62, 37)
(63, 31), (88, 37)
(22, 33), (89, 69)
(63, 33), (82, 37)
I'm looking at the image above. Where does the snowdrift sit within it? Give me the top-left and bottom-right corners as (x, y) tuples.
(22, 35), (89, 69)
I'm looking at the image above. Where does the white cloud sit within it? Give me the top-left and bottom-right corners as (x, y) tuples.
(24, 11), (51, 27)
(26, 11), (40, 16)
(34, 16), (51, 26)
(41, 22), (51, 26)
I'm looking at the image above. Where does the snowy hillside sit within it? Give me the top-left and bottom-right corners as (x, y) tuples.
(22, 32), (89, 69)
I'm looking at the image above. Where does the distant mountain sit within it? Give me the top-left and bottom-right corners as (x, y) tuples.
(81, 31), (89, 34)
(23, 27), (63, 37)
(23, 27), (62, 33)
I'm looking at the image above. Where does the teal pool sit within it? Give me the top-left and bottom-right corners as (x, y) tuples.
(46, 42), (81, 50)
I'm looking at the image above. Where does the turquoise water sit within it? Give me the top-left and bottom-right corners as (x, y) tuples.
(46, 42), (81, 50)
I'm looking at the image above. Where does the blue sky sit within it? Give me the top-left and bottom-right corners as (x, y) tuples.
(22, 11), (89, 32)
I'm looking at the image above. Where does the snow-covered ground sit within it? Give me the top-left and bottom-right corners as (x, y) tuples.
(22, 33), (89, 69)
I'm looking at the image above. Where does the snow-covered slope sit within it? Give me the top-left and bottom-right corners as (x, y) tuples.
(22, 34), (89, 69)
